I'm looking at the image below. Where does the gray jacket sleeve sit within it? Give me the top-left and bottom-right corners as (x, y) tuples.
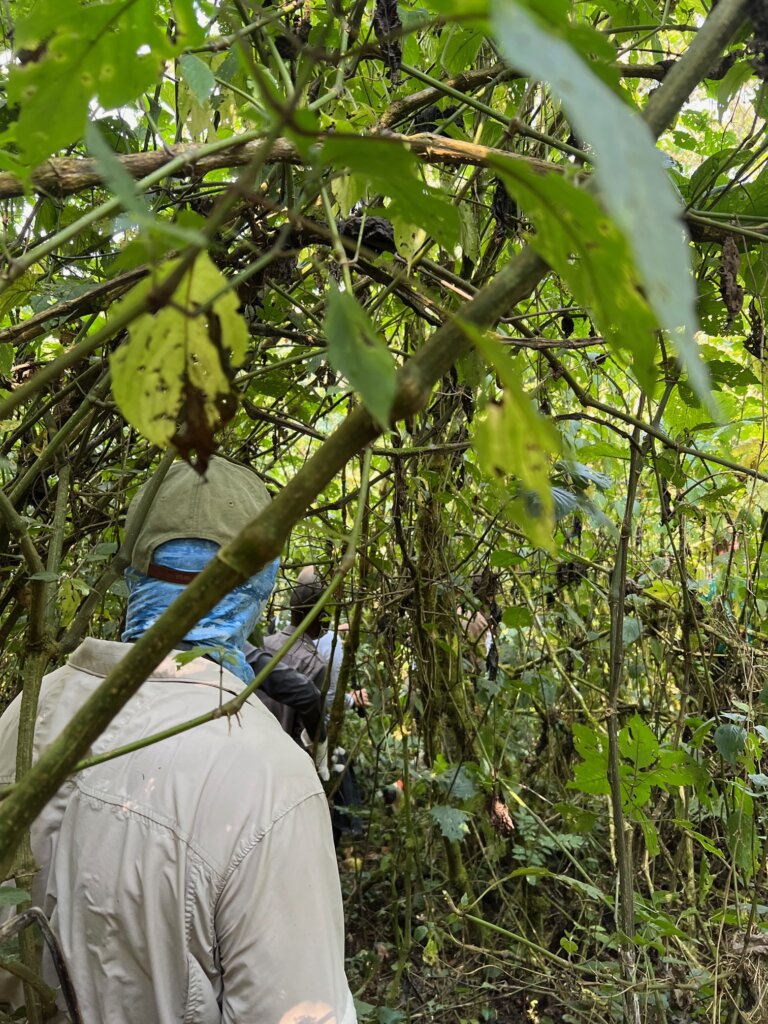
(246, 648), (326, 740)
(216, 794), (357, 1024)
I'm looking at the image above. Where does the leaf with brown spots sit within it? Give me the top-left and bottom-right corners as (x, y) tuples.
(109, 254), (248, 468)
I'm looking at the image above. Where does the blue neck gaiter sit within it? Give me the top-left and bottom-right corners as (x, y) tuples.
(122, 539), (279, 684)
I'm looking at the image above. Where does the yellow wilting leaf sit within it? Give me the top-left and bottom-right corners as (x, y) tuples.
(644, 579), (680, 608)
(109, 254), (248, 468)
(732, 439), (768, 471)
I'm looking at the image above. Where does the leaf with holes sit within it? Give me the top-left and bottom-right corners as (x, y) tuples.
(9, 0), (173, 166)
(619, 714), (658, 770)
(109, 255), (247, 467)
(0, 887), (29, 907)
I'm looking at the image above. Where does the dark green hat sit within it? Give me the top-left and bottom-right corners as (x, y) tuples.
(124, 456), (271, 575)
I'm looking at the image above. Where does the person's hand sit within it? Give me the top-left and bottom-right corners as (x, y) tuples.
(351, 689), (370, 709)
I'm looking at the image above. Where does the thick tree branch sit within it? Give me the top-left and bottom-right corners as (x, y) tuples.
(0, 133), (552, 202)
(376, 58), (747, 129)
(0, 246), (546, 875)
(644, 0), (750, 136)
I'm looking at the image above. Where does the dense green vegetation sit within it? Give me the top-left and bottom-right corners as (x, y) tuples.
(1, 0), (768, 1020)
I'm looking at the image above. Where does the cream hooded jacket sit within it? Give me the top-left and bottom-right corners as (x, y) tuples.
(0, 639), (356, 1024)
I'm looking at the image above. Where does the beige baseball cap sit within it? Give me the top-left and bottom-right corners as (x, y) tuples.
(124, 456), (271, 574)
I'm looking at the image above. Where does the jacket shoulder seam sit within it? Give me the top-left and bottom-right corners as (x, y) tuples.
(215, 790), (325, 900)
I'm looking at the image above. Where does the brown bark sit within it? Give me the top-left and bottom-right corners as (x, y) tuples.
(0, 133), (553, 201)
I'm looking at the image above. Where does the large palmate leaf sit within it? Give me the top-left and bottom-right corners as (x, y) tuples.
(491, 0), (709, 406)
(430, 805), (470, 842)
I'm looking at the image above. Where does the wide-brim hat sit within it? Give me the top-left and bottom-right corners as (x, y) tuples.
(124, 456), (271, 575)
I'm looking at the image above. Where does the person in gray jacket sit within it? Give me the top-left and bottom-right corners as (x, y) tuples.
(0, 457), (356, 1024)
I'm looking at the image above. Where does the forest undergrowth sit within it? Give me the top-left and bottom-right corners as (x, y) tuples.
(1, 0), (768, 1020)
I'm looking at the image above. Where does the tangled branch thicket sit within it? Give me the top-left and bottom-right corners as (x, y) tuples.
(1, 0), (768, 1020)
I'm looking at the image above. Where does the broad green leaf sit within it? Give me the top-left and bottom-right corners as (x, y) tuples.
(653, 749), (707, 789)
(635, 807), (660, 857)
(619, 714), (658, 769)
(378, 1009), (406, 1024)
(85, 121), (151, 220)
(110, 254), (248, 451)
(571, 722), (606, 759)
(439, 24), (484, 76)
(430, 805), (470, 842)
(353, 999), (377, 1021)
(466, 326), (559, 550)
(689, 147), (749, 199)
(418, 0), (489, 18)
(715, 61), (755, 117)
(569, 754), (610, 796)
(322, 136), (460, 250)
(489, 551), (521, 568)
(174, 645), (237, 668)
(568, 723), (610, 795)
(706, 359), (759, 389)
(508, 866), (606, 903)
(0, 272), (35, 320)
(713, 723), (747, 765)
(620, 763), (652, 808)
(323, 287), (396, 430)
(727, 791), (757, 877)
(491, 0), (709, 407)
(10, 0), (172, 166)
(622, 616), (642, 646)
(670, 819), (726, 860)
(0, 887), (30, 907)
(473, 400), (555, 547)
(707, 170), (768, 219)
(435, 764), (477, 799)
(502, 606), (533, 628)
(179, 54), (216, 104)
(492, 162), (659, 389)
(170, 0), (206, 46)
(458, 204), (481, 264)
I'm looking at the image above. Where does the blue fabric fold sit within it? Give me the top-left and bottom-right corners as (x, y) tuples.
(122, 539), (279, 684)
